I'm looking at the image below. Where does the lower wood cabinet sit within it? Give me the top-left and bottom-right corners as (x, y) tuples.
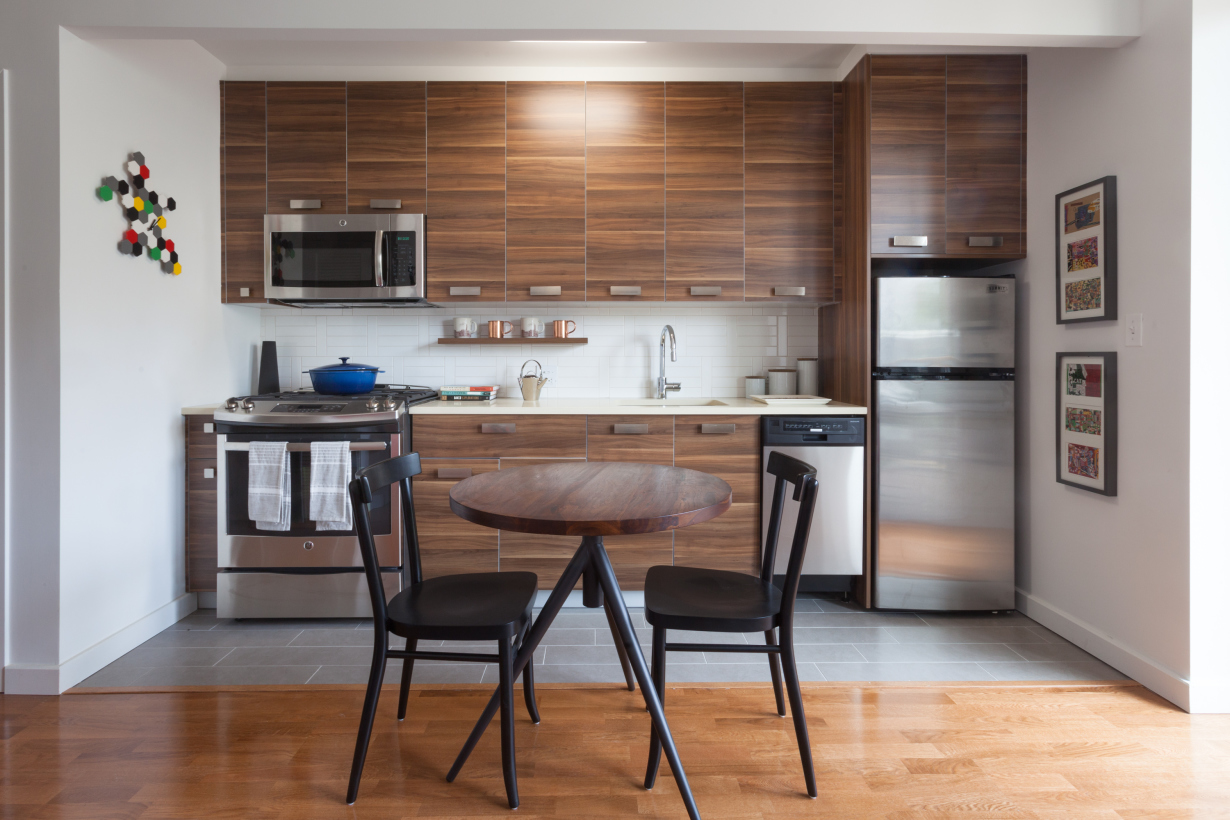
(413, 458), (500, 578)
(184, 415), (218, 593)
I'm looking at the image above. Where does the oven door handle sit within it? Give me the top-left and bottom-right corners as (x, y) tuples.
(223, 442), (388, 452)
(374, 230), (385, 288)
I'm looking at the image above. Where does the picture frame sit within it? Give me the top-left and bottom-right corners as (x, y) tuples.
(1055, 176), (1117, 324)
(1056, 352), (1117, 496)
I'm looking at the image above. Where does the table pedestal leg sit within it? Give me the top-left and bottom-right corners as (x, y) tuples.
(445, 536), (702, 820)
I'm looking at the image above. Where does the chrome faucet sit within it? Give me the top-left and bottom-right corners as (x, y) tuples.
(656, 325), (681, 400)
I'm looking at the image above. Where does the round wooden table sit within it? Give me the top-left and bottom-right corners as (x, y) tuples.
(446, 462), (732, 820)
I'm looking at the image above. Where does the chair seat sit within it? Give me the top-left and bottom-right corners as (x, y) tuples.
(644, 565), (782, 632)
(386, 571), (538, 642)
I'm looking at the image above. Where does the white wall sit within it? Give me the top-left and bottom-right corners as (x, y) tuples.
(55, 33), (258, 689)
(1018, 1), (1194, 708)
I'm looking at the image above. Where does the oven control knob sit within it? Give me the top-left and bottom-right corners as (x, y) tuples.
(366, 397), (380, 411)
(380, 397), (395, 411)
(303, 541), (314, 551)
(240, 398), (255, 411)
(225, 397), (240, 411)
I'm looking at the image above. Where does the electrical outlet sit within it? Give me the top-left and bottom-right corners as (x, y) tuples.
(540, 364), (559, 384)
(1126, 313), (1143, 347)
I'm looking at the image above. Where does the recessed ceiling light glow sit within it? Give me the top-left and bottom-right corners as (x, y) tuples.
(512, 40), (648, 44)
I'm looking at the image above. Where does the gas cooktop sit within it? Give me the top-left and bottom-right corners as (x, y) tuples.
(214, 384), (437, 425)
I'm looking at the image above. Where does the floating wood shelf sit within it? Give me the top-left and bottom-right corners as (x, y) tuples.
(437, 337), (588, 345)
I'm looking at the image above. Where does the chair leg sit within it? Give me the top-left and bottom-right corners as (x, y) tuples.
(765, 629), (786, 717)
(780, 635), (818, 799)
(603, 596), (636, 692)
(518, 619), (541, 724)
(346, 638), (388, 804)
(643, 624), (667, 790)
(397, 637), (418, 721)
(498, 636), (519, 810)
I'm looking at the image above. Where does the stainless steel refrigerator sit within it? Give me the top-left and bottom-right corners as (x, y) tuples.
(873, 276), (1015, 611)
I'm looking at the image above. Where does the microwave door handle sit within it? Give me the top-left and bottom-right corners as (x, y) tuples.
(374, 230), (385, 288)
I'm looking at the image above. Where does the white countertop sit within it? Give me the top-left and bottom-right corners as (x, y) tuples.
(405, 397), (866, 416)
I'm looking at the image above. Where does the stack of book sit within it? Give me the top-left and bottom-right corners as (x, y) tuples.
(438, 385), (499, 402)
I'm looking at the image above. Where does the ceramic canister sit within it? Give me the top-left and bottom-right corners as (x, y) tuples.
(745, 376), (767, 397)
(796, 357), (819, 396)
(767, 368), (797, 396)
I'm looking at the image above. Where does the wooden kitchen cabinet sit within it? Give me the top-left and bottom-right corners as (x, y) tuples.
(672, 415), (762, 575)
(412, 414), (586, 459)
(346, 82), (426, 214)
(665, 82), (745, 301)
(744, 83), (835, 302)
(585, 82), (666, 301)
(506, 82), (587, 302)
(425, 82), (507, 302)
(265, 82), (347, 215)
(184, 414), (218, 593)
(220, 81), (267, 303)
(413, 458), (500, 578)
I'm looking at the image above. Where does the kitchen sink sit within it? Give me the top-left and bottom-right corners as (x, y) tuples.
(618, 399), (730, 406)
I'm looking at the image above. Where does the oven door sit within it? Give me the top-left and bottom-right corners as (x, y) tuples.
(217, 431), (402, 569)
(263, 213), (425, 301)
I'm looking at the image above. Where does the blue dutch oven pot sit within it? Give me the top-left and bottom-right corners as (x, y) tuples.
(304, 357), (384, 395)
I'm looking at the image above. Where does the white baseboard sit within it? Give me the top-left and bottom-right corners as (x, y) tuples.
(1016, 588), (1190, 711)
(3, 593), (198, 695)
(535, 590), (644, 608)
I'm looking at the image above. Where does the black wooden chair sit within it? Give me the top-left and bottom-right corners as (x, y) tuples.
(347, 452), (540, 808)
(642, 450), (820, 798)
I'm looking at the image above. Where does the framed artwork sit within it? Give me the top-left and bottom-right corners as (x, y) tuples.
(1056, 352), (1117, 496)
(1055, 176), (1117, 323)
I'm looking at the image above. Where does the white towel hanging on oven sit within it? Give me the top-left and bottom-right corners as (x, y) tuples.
(310, 441), (353, 531)
(248, 441), (291, 531)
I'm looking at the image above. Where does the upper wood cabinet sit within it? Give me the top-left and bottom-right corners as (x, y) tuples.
(586, 82), (666, 302)
(265, 82), (347, 215)
(346, 82), (425, 214)
(868, 55), (1026, 258)
(506, 82), (586, 302)
(221, 81), (268, 304)
(744, 83), (835, 302)
(665, 82), (745, 301)
(425, 82), (507, 303)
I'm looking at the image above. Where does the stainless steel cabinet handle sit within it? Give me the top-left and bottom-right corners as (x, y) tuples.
(610, 286), (641, 296)
(223, 442), (387, 452)
(530, 286), (562, 297)
(774, 287), (805, 297)
(481, 423), (516, 434)
(289, 200), (322, 210)
(968, 236), (1004, 247)
(369, 199), (402, 209)
(437, 467), (473, 479)
(701, 423), (736, 435)
(690, 286), (722, 296)
(203, 468), (215, 479)
(613, 424), (650, 435)
(890, 235), (927, 247)
(450, 287), (482, 297)
(203, 423), (215, 434)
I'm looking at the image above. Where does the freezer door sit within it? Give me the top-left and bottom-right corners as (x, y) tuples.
(763, 445), (865, 576)
(875, 379), (1014, 610)
(877, 277), (1015, 368)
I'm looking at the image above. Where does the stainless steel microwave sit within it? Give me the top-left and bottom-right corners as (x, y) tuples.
(263, 213), (425, 302)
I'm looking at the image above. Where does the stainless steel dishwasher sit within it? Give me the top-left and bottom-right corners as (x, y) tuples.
(761, 416), (865, 592)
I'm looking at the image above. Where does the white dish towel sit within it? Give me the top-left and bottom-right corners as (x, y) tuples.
(310, 441), (353, 531)
(248, 441), (291, 531)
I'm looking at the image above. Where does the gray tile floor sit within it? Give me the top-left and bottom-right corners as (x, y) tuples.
(76, 595), (1127, 688)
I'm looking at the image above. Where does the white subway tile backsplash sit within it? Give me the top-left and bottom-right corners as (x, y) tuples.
(261, 303), (820, 398)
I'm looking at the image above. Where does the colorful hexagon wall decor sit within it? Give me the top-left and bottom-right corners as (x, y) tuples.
(97, 151), (183, 275)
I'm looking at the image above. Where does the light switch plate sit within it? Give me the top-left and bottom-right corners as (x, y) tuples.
(1126, 313), (1143, 347)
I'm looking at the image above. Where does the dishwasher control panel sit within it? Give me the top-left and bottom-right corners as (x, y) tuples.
(762, 416), (865, 445)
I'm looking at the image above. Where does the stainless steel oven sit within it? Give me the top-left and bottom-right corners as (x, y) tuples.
(264, 213), (425, 303)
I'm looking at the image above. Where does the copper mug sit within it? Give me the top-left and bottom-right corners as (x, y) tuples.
(487, 320), (513, 339)
(552, 319), (577, 338)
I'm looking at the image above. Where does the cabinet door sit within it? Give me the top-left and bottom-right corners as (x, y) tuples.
(945, 56), (1025, 256)
(673, 415), (761, 574)
(497, 458), (587, 589)
(346, 82), (425, 214)
(266, 82), (347, 215)
(586, 83), (665, 301)
(413, 459), (500, 578)
(665, 82), (744, 301)
(869, 56), (946, 255)
(585, 415), (675, 589)
(506, 82), (586, 302)
(426, 82), (507, 302)
(185, 415), (218, 592)
(413, 415), (587, 459)
(221, 81), (267, 303)
(744, 83), (834, 302)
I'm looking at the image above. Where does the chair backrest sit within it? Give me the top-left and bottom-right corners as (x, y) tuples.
(350, 453), (423, 626)
(759, 450), (820, 621)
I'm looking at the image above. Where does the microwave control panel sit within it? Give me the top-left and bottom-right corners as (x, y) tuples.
(386, 232), (417, 286)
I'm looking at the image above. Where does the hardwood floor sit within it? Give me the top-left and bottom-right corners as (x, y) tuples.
(5, 682), (1228, 818)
